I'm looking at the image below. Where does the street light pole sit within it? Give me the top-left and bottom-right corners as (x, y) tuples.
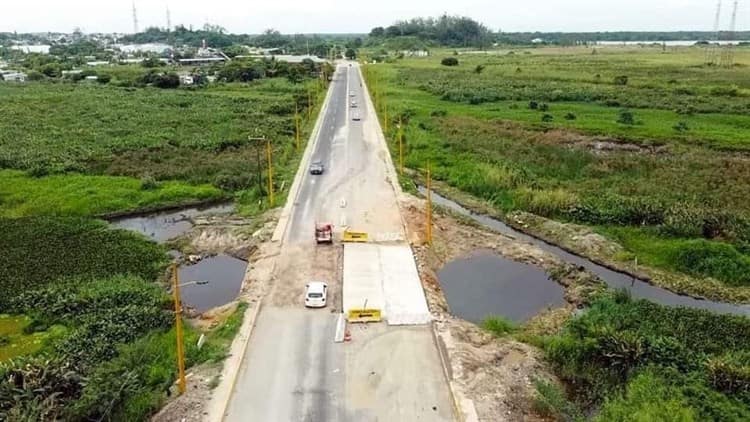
(171, 264), (187, 395)
(295, 103), (301, 153)
(398, 117), (404, 176)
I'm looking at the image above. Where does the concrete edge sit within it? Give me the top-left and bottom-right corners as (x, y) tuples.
(271, 67), (338, 243)
(204, 290), (266, 422)
(429, 322), (463, 421)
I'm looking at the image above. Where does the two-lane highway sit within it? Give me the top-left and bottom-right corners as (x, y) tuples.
(223, 63), (453, 422)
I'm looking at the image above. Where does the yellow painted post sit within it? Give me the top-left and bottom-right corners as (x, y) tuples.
(384, 99), (388, 134)
(266, 139), (274, 206)
(426, 164), (433, 246)
(172, 264), (186, 394)
(307, 88), (312, 120)
(398, 117), (404, 175)
(295, 103), (301, 152)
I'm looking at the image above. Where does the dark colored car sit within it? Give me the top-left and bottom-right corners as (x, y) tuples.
(309, 161), (325, 175)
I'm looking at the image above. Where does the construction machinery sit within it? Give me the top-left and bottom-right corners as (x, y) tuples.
(315, 223), (333, 244)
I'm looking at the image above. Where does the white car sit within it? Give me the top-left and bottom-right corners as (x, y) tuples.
(349, 90), (355, 97)
(304, 281), (328, 308)
(352, 111), (361, 121)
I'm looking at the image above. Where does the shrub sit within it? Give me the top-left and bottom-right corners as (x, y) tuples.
(482, 316), (517, 337)
(539, 103), (550, 112)
(528, 100), (539, 110)
(595, 370), (697, 421)
(140, 175), (159, 190)
(430, 109), (447, 117)
(672, 240), (750, 286)
(564, 112), (577, 120)
(541, 113), (554, 122)
(515, 188), (578, 217)
(673, 121), (690, 132)
(474, 64), (485, 74)
(441, 57), (459, 66)
(613, 75), (629, 86)
(710, 86), (739, 97)
(532, 378), (583, 421)
(617, 109), (635, 125)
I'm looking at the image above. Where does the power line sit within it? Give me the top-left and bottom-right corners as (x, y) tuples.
(132, 1), (139, 34)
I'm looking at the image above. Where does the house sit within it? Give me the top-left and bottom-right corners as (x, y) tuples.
(178, 57), (227, 66)
(531, 38), (545, 44)
(1, 71), (27, 82)
(400, 50), (429, 57)
(86, 61), (110, 66)
(179, 74), (194, 85)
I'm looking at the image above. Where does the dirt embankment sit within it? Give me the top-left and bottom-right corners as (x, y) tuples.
(399, 193), (602, 421)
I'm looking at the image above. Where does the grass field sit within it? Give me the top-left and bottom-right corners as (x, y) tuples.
(365, 46), (750, 299)
(0, 69), (326, 419)
(0, 77), (323, 216)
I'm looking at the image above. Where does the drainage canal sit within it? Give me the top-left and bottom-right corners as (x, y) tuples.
(438, 249), (565, 323)
(421, 187), (749, 317)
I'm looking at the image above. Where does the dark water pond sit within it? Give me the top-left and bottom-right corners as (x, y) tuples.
(177, 254), (247, 313)
(422, 187), (749, 317)
(110, 203), (234, 242)
(438, 250), (565, 323)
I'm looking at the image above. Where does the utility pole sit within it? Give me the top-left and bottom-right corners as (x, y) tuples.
(426, 164), (433, 246)
(266, 139), (274, 207)
(248, 136), (266, 199)
(398, 117), (404, 175)
(295, 103), (301, 152)
(307, 88), (313, 120)
(171, 264), (186, 395)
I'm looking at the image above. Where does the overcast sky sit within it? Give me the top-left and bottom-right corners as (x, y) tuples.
(1, 0), (747, 34)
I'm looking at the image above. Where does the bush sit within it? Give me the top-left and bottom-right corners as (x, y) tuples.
(673, 121), (690, 132)
(441, 57), (459, 66)
(533, 378), (583, 421)
(672, 240), (750, 286)
(482, 316), (517, 337)
(474, 64), (485, 74)
(616, 109), (635, 125)
(140, 175), (159, 190)
(541, 113), (554, 122)
(595, 370), (697, 421)
(539, 103), (550, 112)
(528, 100), (539, 110)
(564, 112), (577, 120)
(613, 75), (629, 86)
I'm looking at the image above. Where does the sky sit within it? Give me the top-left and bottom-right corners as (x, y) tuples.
(1, 0), (747, 34)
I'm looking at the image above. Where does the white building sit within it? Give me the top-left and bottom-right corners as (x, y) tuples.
(1, 71), (27, 82)
(10, 45), (51, 54)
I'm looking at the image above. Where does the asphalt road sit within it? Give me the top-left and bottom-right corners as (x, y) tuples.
(223, 63), (453, 422)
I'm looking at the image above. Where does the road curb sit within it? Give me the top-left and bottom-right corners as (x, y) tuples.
(272, 69), (338, 243)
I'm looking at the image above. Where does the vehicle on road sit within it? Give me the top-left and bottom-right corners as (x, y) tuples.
(352, 111), (361, 121)
(351, 100), (357, 108)
(315, 222), (333, 244)
(309, 160), (325, 175)
(349, 90), (355, 97)
(304, 281), (328, 308)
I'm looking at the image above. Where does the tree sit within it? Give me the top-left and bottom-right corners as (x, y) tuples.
(614, 75), (629, 86)
(370, 27), (385, 37)
(345, 48), (356, 60)
(441, 57), (459, 66)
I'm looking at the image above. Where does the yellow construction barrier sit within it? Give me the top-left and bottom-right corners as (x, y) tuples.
(342, 230), (368, 243)
(347, 308), (382, 323)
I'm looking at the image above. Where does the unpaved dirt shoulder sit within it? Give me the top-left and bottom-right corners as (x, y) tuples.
(399, 193), (598, 421)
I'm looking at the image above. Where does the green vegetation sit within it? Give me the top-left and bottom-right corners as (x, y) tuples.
(0, 52), (324, 417)
(481, 316), (517, 337)
(0, 170), (221, 217)
(368, 15), (494, 48)
(365, 47), (750, 298)
(542, 292), (750, 420)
